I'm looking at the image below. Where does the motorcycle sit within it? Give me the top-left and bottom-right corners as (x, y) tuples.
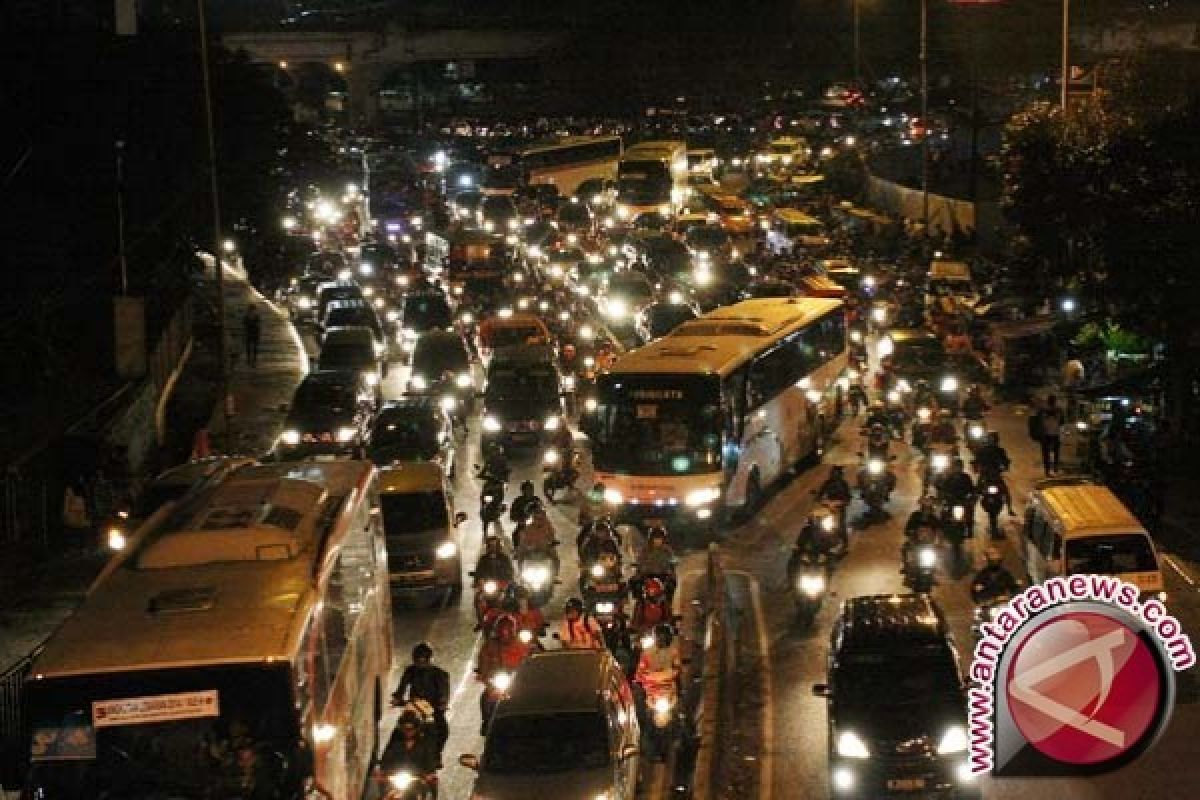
(979, 476), (1006, 539)
(939, 502), (969, 568)
(857, 454), (896, 516)
(964, 420), (988, 455)
(542, 448), (581, 502)
(472, 577), (511, 627)
(923, 442), (958, 493)
(479, 669), (514, 734)
(911, 407), (934, 455)
(629, 574), (675, 633)
(640, 670), (680, 763)
(884, 390), (908, 440)
(801, 502), (848, 560)
(518, 546), (560, 607)
(790, 554), (829, 628)
(476, 468), (507, 536)
(846, 369), (869, 417)
(904, 541), (938, 594)
(971, 594), (1014, 637)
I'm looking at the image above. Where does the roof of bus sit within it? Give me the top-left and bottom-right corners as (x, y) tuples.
(522, 134), (622, 156)
(1036, 482), (1147, 538)
(607, 296), (843, 378)
(774, 208), (823, 223)
(31, 461), (374, 679)
(622, 140), (686, 159)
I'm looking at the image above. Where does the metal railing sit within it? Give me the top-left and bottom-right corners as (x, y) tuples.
(0, 640), (42, 789)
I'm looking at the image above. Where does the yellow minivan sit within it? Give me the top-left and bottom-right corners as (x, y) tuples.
(1019, 478), (1166, 599)
(378, 462), (466, 604)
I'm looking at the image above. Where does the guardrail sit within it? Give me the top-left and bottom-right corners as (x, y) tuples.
(687, 542), (732, 800)
(0, 641), (42, 790)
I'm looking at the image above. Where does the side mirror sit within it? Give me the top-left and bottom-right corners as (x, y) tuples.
(620, 745), (639, 761)
(459, 754), (480, 770)
(455, 512), (468, 526)
(812, 683), (831, 697)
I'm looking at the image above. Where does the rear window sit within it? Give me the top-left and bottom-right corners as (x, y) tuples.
(381, 491), (448, 535)
(1065, 534), (1158, 574)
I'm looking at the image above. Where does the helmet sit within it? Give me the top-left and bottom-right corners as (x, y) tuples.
(563, 343), (577, 358)
(644, 577), (666, 599)
(647, 526), (668, 544)
(565, 597), (585, 614)
(985, 547), (1003, 566)
(869, 422), (885, 434)
(654, 622), (674, 647)
(484, 534), (503, 550)
(398, 708), (424, 729)
(520, 480), (535, 495)
(919, 495), (935, 510)
(412, 642), (434, 662)
(869, 402), (885, 414)
(939, 409), (953, 420)
(988, 431), (1000, 445)
(494, 614), (517, 640)
(830, 465), (845, 478)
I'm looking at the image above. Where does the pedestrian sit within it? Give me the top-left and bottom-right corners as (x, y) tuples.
(62, 477), (91, 547)
(1062, 353), (1086, 420)
(242, 304), (262, 368)
(1037, 394), (1065, 476)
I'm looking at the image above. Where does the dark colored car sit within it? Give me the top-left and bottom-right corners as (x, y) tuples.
(478, 195), (520, 236)
(813, 594), (976, 799)
(276, 371), (376, 458)
(321, 300), (387, 359)
(367, 399), (456, 477)
(883, 329), (946, 388)
(315, 281), (364, 327)
(480, 354), (564, 449)
(398, 290), (454, 358)
(409, 329), (475, 411)
(635, 301), (699, 344)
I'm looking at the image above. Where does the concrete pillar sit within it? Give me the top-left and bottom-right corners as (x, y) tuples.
(347, 62), (382, 126)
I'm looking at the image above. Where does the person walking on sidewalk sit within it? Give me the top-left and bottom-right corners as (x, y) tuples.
(1036, 395), (1065, 476)
(1062, 353), (1086, 420)
(242, 304), (262, 368)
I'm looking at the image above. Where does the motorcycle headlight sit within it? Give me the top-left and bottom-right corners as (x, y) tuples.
(897, 379), (912, 393)
(436, 541), (458, 559)
(440, 395), (457, 412)
(544, 416), (560, 431)
(952, 505), (965, 521)
(338, 268), (353, 281)
(522, 566), (550, 586)
(932, 454), (949, 471)
(821, 515), (835, 532)
(603, 487), (623, 505)
(106, 527), (127, 552)
(296, 295), (313, 310)
(917, 407), (932, 421)
(483, 220), (495, 232)
(584, 397), (598, 413)
(594, 601), (615, 614)
(364, 371), (380, 387)
(549, 264), (565, 278)
(799, 573), (825, 595)
(986, 485), (1000, 495)
(685, 487), (720, 507)
(918, 546), (937, 569)
(386, 309), (399, 322)
(483, 580), (498, 594)
(518, 629), (534, 643)
(887, 390), (901, 404)
(358, 262), (374, 276)
(562, 375), (576, 391)
(483, 415), (502, 433)
(456, 372), (472, 389)
(836, 730), (870, 759)
(871, 307), (887, 323)
(507, 218), (519, 231)
(868, 460), (884, 475)
(336, 426), (358, 443)
(591, 564), (606, 578)
(850, 330), (863, 343)
(941, 376), (958, 393)
(280, 429), (301, 446)
(389, 771), (416, 791)
(410, 374), (427, 391)
(653, 696), (672, 714)
(606, 299), (628, 319)
(969, 424), (985, 439)
(543, 449), (560, 465)
(395, 274), (409, 287)
(580, 325), (595, 341)
(490, 672), (513, 692)
(937, 726), (968, 755)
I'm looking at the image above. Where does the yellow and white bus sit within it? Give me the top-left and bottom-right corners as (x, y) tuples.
(483, 135), (623, 198)
(21, 460), (392, 800)
(588, 297), (847, 529)
(615, 140), (689, 222)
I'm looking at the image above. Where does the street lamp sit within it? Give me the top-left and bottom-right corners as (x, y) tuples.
(278, 60), (289, 70)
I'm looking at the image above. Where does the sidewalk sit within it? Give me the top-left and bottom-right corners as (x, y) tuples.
(0, 264), (306, 673)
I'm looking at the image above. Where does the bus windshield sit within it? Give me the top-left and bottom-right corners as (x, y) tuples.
(617, 160), (670, 204)
(24, 665), (302, 800)
(593, 375), (723, 476)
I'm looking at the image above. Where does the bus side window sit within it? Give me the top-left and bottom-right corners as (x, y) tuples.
(724, 371), (747, 438)
(1050, 532), (1063, 561)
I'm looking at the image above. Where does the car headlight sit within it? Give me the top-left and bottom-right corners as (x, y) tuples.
(333, 427), (356, 443)
(483, 415), (502, 433)
(799, 573), (825, 595)
(606, 299), (628, 319)
(359, 262), (373, 276)
(296, 295), (313, 310)
(941, 376), (958, 393)
(389, 771), (416, 791)
(337, 268), (353, 281)
(544, 416), (560, 431)
(410, 374), (427, 391)
(603, 487), (623, 505)
(543, 449), (560, 465)
(918, 546), (937, 569)
(107, 527), (127, 552)
(932, 453), (949, 470)
(490, 672), (513, 692)
(685, 487), (720, 507)
(549, 264), (565, 278)
(280, 429), (301, 446)
(440, 395), (457, 412)
(836, 731), (870, 759)
(436, 541), (458, 560)
(402, 327), (417, 340)
(877, 336), (893, 357)
(364, 371), (380, 387)
(867, 459), (884, 476)
(456, 372), (471, 388)
(395, 274), (409, 287)
(937, 726), (968, 755)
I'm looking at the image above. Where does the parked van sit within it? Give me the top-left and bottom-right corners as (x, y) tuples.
(1019, 478), (1166, 600)
(460, 649), (641, 799)
(378, 462), (465, 603)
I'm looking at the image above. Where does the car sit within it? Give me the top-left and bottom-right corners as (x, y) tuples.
(315, 280), (364, 327)
(635, 300), (699, 344)
(357, 242), (400, 275)
(320, 299), (388, 360)
(408, 329), (475, 412)
(368, 398), (456, 478)
(317, 326), (387, 395)
(460, 649), (641, 800)
(745, 278), (797, 298)
(813, 594), (977, 799)
(451, 189), (484, 222)
(480, 351), (564, 449)
(881, 328), (946, 388)
(556, 198), (594, 234)
(684, 224), (735, 265)
(396, 290), (454, 357)
(283, 274), (324, 323)
(599, 270), (656, 328)
(478, 194), (521, 236)
(377, 462), (466, 603)
(276, 370), (376, 458)
(306, 250), (348, 279)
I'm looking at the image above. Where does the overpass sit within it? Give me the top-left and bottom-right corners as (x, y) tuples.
(222, 27), (566, 121)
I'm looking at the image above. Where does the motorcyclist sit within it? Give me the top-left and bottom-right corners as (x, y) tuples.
(480, 441), (510, 484)
(815, 466), (852, 549)
(971, 548), (1020, 604)
(476, 614), (529, 734)
(787, 525), (832, 580)
(974, 432), (1017, 516)
(635, 526), (677, 601)
(378, 708), (439, 795)
(904, 496), (942, 544)
(864, 402), (890, 432)
(578, 516), (621, 564)
(514, 503), (556, 556)
(557, 597), (605, 648)
(630, 576), (673, 632)
(962, 384), (988, 419)
(392, 643), (450, 765)
(505, 585), (547, 644)
(509, 480), (539, 527)
(474, 535), (515, 585)
(862, 421), (890, 459)
(634, 623), (682, 708)
(931, 409), (958, 445)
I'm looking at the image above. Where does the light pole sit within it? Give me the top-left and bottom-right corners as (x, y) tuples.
(920, 0), (929, 229)
(853, 0), (862, 88)
(196, 0), (231, 448)
(1061, 0), (1070, 109)
(115, 139), (129, 295)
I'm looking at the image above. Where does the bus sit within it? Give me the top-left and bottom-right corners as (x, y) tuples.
(615, 140), (689, 223)
(483, 136), (623, 198)
(586, 297), (847, 529)
(21, 460), (393, 800)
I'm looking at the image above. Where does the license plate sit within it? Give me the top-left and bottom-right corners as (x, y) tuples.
(886, 778), (926, 791)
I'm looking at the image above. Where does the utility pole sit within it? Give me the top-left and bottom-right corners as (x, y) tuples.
(853, 0), (861, 88)
(920, 0), (929, 229)
(1061, 0), (1070, 110)
(115, 139), (129, 295)
(197, 0), (231, 449)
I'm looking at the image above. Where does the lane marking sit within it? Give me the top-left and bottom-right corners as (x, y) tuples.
(1163, 554), (1198, 589)
(446, 630), (485, 721)
(727, 570), (774, 800)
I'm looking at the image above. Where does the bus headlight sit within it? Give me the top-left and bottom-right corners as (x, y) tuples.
(280, 429), (301, 446)
(603, 488), (623, 505)
(544, 416), (560, 431)
(941, 376), (958, 393)
(686, 488), (720, 507)
(436, 541), (458, 559)
(364, 371), (380, 387)
(456, 373), (472, 388)
(483, 416), (502, 433)
(336, 427), (357, 443)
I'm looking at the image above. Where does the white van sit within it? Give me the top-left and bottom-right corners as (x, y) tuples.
(1019, 478), (1166, 599)
(460, 649), (641, 799)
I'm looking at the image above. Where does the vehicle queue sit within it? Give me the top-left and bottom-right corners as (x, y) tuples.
(17, 116), (1169, 800)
